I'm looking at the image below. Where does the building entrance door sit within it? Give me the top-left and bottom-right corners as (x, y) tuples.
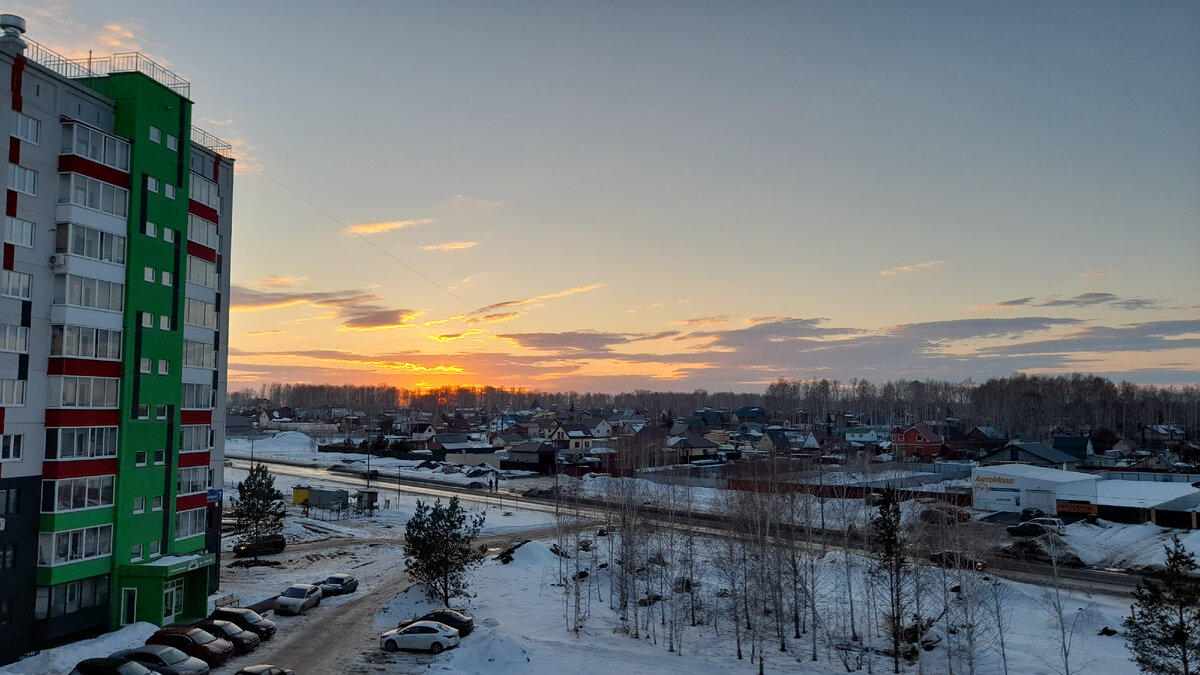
(162, 579), (184, 624)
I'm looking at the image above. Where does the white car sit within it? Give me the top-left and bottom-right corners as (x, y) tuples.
(274, 583), (322, 614)
(1029, 517), (1067, 534)
(379, 620), (461, 654)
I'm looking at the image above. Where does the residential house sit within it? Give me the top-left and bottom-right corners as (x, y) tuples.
(501, 441), (559, 473)
(963, 426), (1008, 451)
(733, 406), (769, 424)
(549, 422), (594, 451)
(667, 433), (720, 462)
(844, 428), (879, 446)
(979, 442), (1081, 470)
(890, 425), (945, 460)
(1052, 435), (1094, 461)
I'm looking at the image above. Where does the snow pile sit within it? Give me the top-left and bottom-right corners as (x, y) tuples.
(1067, 520), (1200, 570)
(0, 622), (158, 675)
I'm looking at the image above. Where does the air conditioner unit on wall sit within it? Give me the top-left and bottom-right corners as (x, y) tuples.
(48, 254), (65, 268)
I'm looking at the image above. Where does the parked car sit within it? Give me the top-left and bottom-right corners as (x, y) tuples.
(1006, 522), (1049, 537)
(69, 659), (158, 675)
(234, 667), (294, 675)
(208, 606), (276, 640)
(398, 609), (474, 637)
(379, 620), (461, 653)
(110, 645), (209, 675)
(274, 583), (322, 614)
(1028, 517), (1067, 534)
(146, 627), (234, 667)
(1019, 507), (1047, 522)
(928, 550), (987, 571)
(313, 573), (359, 596)
(194, 619), (261, 654)
(233, 534), (287, 558)
(919, 506), (971, 525)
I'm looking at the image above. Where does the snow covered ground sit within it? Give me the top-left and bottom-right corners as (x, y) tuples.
(1066, 519), (1200, 570)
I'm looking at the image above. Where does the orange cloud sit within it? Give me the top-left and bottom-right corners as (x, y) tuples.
(472, 284), (604, 314)
(429, 330), (485, 342)
(879, 260), (943, 276)
(257, 275), (304, 287)
(467, 312), (525, 324)
(245, 329), (284, 336)
(421, 241), (478, 251)
(746, 316), (787, 325)
(346, 218), (434, 235)
(669, 315), (729, 326)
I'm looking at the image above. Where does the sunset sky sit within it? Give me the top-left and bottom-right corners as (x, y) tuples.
(21, 1), (1200, 393)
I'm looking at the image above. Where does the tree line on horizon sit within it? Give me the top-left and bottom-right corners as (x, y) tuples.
(227, 373), (1200, 439)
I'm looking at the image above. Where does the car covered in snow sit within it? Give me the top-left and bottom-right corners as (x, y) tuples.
(273, 583), (321, 614)
(379, 620), (461, 654)
(313, 573), (359, 596)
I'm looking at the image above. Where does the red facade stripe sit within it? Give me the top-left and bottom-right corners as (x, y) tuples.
(7, 137), (18, 163)
(212, 154), (221, 182)
(180, 410), (212, 426)
(11, 54), (24, 112)
(188, 200), (219, 224)
(58, 154), (131, 189)
(45, 409), (121, 427)
(47, 358), (123, 378)
(0, 407), (5, 434)
(176, 493), (208, 512)
(178, 451), (211, 468)
(5, 190), (16, 217)
(2, 243), (12, 271)
(186, 242), (217, 264)
(41, 458), (118, 479)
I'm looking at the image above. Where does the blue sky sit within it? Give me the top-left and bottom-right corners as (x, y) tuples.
(21, 1), (1200, 391)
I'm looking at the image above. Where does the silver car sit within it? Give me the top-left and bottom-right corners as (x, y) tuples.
(379, 620), (461, 654)
(273, 583), (321, 614)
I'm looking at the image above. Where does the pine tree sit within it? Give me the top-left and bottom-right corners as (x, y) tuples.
(1124, 536), (1200, 675)
(871, 488), (909, 674)
(403, 497), (486, 606)
(232, 463), (285, 562)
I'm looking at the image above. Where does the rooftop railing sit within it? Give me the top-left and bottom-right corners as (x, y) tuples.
(23, 38), (190, 98)
(191, 126), (232, 155)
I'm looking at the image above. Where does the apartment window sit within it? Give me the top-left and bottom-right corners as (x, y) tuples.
(0, 324), (28, 353)
(135, 451), (147, 466)
(11, 111), (40, 144)
(7, 164), (36, 195)
(183, 340), (216, 368)
(47, 427), (118, 460)
(156, 405), (168, 420)
(1, 270), (32, 299)
(50, 325), (121, 360)
(186, 256), (218, 289)
(149, 540), (160, 556)
(163, 227), (175, 243)
(184, 298), (217, 329)
(177, 466), (209, 496)
(161, 271), (172, 286)
(130, 544), (142, 561)
(188, 173), (220, 210)
(146, 221), (157, 238)
(57, 173), (128, 217)
(157, 360), (169, 375)
(187, 214), (220, 249)
(181, 383), (214, 410)
(164, 183), (175, 199)
(144, 266), (155, 283)
(139, 357), (151, 374)
(40, 475), (115, 513)
(1, 543), (15, 569)
(62, 123), (130, 171)
(137, 404), (149, 419)
(160, 315), (172, 331)
(175, 507), (206, 540)
(166, 134), (178, 151)
(36, 524), (113, 566)
(141, 312), (153, 329)
(4, 216), (35, 248)
(57, 223), (126, 264)
(0, 488), (18, 515)
(151, 495), (162, 511)
(146, 176), (158, 194)
(47, 376), (119, 408)
(153, 450), (164, 465)
(0, 434), (22, 461)
(181, 425), (212, 452)
(0, 597), (9, 626)
(34, 575), (110, 620)
(0, 379), (26, 406)
(149, 126), (161, 143)
(52, 274), (124, 312)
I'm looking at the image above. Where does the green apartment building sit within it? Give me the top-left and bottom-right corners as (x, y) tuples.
(0, 14), (233, 663)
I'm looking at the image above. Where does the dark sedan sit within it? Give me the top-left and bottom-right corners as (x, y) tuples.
(398, 609), (474, 637)
(110, 645), (210, 675)
(195, 619), (261, 654)
(235, 666), (294, 675)
(1006, 522), (1049, 537)
(314, 573), (359, 596)
(208, 606), (277, 640)
(146, 627), (234, 667)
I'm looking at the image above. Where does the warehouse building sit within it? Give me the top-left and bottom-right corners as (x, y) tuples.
(971, 464), (1098, 515)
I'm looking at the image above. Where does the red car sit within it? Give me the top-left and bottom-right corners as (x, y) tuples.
(146, 627), (234, 666)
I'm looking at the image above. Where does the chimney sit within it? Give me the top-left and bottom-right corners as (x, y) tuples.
(0, 14), (25, 52)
